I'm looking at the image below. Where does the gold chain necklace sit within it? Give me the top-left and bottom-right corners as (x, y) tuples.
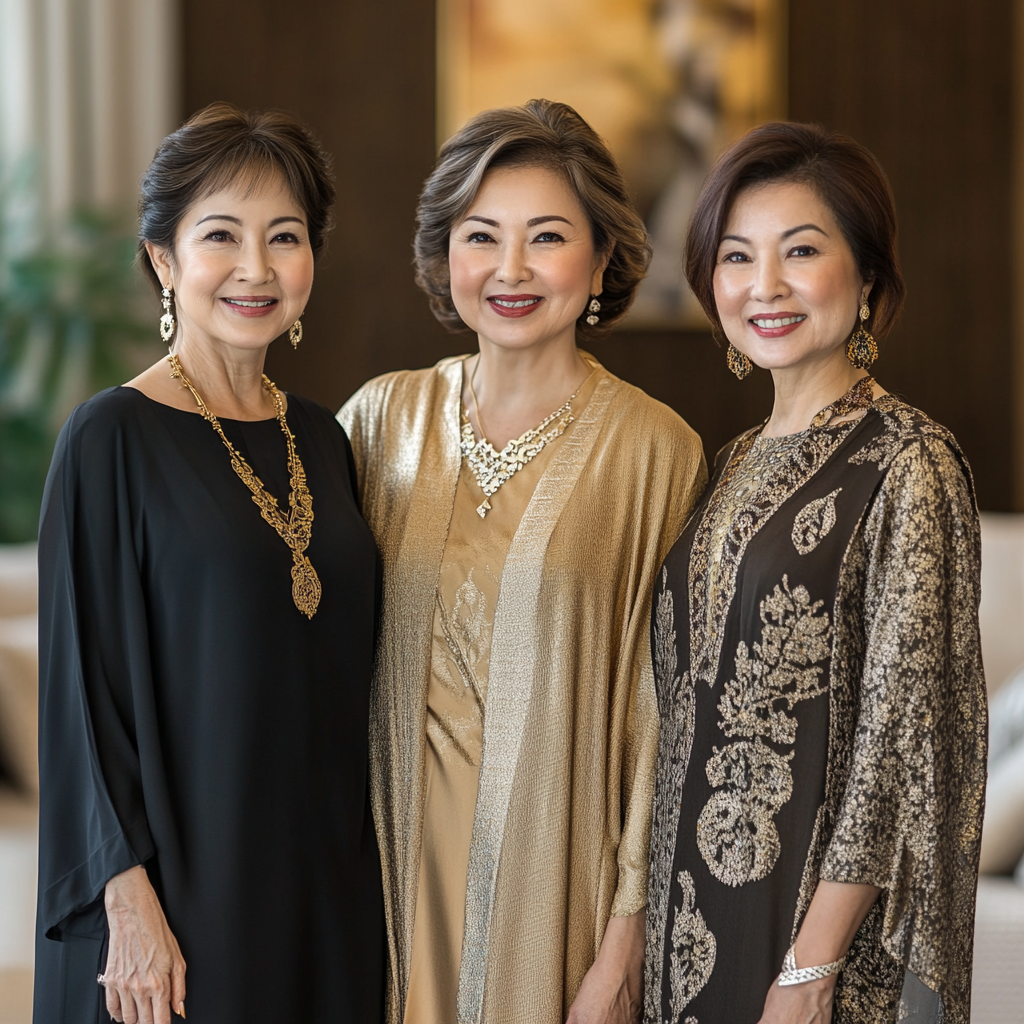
(168, 353), (321, 618)
(460, 359), (580, 518)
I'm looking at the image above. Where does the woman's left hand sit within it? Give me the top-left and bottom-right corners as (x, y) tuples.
(756, 975), (836, 1024)
(565, 911), (644, 1024)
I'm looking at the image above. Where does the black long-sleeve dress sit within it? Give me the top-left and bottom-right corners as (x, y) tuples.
(33, 386), (385, 1024)
(645, 387), (987, 1024)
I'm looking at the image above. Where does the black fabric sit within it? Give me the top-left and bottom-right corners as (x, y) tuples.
(34, 386), (385, 1024)
(655, 411), (890, 1024)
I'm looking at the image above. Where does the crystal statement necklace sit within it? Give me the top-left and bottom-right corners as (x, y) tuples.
(168, 353), (321, 618)
(459, 359), (580, 518)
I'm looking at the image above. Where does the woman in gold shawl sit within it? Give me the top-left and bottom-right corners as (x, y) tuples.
(339, 99), (706, 1024)
(645, 122), (986, 1024)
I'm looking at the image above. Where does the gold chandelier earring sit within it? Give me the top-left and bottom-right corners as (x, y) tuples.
(846, 300), (878, 369)
(289, 318), (303, 349)
(726, 342), (753, 380)
(159, 286), (176, 343)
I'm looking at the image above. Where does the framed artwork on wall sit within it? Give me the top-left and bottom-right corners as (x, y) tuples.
(437, 0), (787, 327)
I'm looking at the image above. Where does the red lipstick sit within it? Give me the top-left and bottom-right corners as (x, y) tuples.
(749, 311), (807, 338)
(487, 294), (543, 318)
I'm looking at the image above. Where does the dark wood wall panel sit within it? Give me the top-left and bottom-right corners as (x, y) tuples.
(786, 0), (1014, 509)
(182, 0), (1015, 508)
(182, 0), (454, 408)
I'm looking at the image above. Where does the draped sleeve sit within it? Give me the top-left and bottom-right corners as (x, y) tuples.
(36, 395), (156, 939)
(820, 433), (987, 1021)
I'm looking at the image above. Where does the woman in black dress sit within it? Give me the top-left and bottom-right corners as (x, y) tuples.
(645, 123), (986, 1024)
(34, 103), (384, 1024)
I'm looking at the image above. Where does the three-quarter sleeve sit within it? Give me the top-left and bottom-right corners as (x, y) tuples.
(36, 400), (155, 939)
(820, 435), (987, 1017)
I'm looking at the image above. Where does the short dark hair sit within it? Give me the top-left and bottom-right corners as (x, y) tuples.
(137, 102), (335, 293)
(685, 121), (906, 338)
(414, 98), (651, 338)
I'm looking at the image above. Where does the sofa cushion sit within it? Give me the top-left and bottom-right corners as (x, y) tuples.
(980, 738), (1024, 874)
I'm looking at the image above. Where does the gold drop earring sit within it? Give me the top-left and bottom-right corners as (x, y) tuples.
(846, 299), (878, 369)
(726, 342), (753, 380)
(159, 286), (176, 343)
(289, 317), (303, 349)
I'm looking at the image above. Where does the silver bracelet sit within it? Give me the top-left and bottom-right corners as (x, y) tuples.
(777, 944), (846, 986)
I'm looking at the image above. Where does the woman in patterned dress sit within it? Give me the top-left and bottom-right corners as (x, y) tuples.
(645, 122), (986, 1024)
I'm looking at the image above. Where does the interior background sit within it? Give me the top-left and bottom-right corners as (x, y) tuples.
(180, 0), (1019, 511)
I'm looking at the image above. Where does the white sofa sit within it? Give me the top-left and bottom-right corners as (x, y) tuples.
(0, 516), (1023, 1023)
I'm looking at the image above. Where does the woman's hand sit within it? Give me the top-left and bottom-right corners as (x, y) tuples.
(755, 880), (881, 1024)
(565, 910), (644, 1024)
(102, 865), (186, 1024)
(757, 975), (835, 1024)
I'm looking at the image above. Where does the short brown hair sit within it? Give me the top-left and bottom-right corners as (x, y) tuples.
(414, 99), (651, 338)
(137, 102), (335, 293)
(686, 121), (906, 338)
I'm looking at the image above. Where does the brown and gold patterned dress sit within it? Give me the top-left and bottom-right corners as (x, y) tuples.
(645, 383), (987, 1024)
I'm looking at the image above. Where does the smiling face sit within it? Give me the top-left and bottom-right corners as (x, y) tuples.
(148, 173), (314, 355)
(448, 164), (608, 353)
(714, 179), (871, 372)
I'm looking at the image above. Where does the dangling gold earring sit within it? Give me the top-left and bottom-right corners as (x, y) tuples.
(289, 318), (303, 349)
(846, 300), (878, 369)
(159, 286), (176, 344)
(727, 342), (753, 380)
(585, 297), (601, 326)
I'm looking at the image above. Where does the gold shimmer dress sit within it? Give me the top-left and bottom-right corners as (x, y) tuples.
(645, 383), (987, 1024)
(339, 354), (707, 1024)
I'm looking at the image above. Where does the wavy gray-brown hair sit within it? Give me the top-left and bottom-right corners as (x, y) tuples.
(414, 99), (651, 338)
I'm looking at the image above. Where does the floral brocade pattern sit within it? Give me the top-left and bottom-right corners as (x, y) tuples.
(697, 577), (831, 886)
(649, 388), (987, 1024)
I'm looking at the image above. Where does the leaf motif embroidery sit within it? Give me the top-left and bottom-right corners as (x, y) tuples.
(669, 871), (717, 1020)
(791, 488), (842, 555)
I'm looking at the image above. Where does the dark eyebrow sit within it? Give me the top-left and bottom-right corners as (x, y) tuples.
(461, 215), (573, 228)
(196, 214), (305, 227)
(197, 214), (241, 226)
(720, 223), (828, 246)
(782, 223), (828, 239)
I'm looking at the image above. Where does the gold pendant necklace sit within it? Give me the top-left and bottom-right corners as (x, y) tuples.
(168, 353), (321, 618)
(460, 360), (580, 518)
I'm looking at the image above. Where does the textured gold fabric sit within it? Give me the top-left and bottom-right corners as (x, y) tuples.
(405, 371), (601, 1023)
(339, 354), (707, 1024)
(646, 393), (987, 1024)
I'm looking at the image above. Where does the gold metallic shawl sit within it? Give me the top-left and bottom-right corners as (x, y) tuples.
(340, 355), (707, 1024)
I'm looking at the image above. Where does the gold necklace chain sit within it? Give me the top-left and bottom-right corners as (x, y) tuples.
(460, 358), (581, 518)
(167, 353), (321, 618)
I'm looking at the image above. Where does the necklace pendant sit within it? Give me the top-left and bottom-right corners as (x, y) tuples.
(476, 498), (492, 518)
(291, 553), (322, 619)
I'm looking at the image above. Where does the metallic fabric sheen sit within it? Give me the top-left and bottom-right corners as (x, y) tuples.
(340, 355), (707, 1024)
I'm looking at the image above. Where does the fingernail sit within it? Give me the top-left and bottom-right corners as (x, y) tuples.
(177, 1003), (186, 1019)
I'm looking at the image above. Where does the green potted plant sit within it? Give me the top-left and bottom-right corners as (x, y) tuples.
(0, 162), (153, 542)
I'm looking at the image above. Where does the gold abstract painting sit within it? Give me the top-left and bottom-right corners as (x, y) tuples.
(438, 0), (787, 326)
